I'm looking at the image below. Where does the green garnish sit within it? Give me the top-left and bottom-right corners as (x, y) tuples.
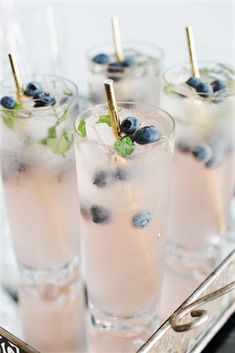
(114, 136), (134, 157)
(44, 127), (73, 157)
(56, 107), (69, 125)
(77, 119), (87, 137)
(163, 84), (173, 95)
(96, 114), (112, 127)
(40, 107), (73, 156)
(2, 102), (23, 129)
(63, 90), (73, 97)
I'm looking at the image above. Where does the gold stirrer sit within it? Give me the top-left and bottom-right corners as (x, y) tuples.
(104, 79), (121, 139)
(111, 16), (124, 63)
(185, 26), (200, 78)
(8, 53), (24, 103)
(185, 25), (225, 235)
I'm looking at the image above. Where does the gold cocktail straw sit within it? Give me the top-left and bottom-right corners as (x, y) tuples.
(111, 16), (124, 63)
(8, 53), (24, 102)
(104, 79), (121, 139)
(185, 26), (200, 78)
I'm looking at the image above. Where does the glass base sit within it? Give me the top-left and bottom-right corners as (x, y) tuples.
(89, 301), (160, 337)
(18, 256), (81, 300)
(166, 240), (226, 281)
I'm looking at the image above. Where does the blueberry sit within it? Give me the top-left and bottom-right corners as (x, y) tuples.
(186, 77), (202, 89)
(93, 171), (113, 187)
(24, 81), (43, 97)
(132, 211), (152, 229)
(196, 82), (213, 98)
(107, 62), (124, 81)
(114, 168), (129, 181)
(211, 80), (226, 93)
(90, 206), (111, 224)
(177, 141), (191, 153)
(122, 58), (135, 67)
(134, 126), (161, 145)
(120, 116), (140, 135)
(192, 144), (213, 162)
(205, 154), (223, 168)
(0, 96), (17, 109)
(92, 53), (109, 65)
(34, 91), (56, 107)
(107, 62), (124, 74)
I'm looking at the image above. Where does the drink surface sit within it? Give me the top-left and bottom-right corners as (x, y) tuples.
(162, 63), (235, 266)
(75, 103), (174, 317)
(0, 75), (80, 270)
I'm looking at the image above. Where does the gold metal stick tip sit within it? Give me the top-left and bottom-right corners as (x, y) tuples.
(104, 79), (121, 139)
(111, 16), (124, 63)
(8, 53), (24, 103)
(185, 25), (200, 78)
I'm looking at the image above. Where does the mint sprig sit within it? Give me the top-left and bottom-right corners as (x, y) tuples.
(44, 127), (73, 157)
(40, 107), (72, 156)
(63, 90), (73, 97)
(114, 136), (134, 157)
(77, 119), (87, 137)
(96, 114), (112, 127)
(2, 102), (23, 129)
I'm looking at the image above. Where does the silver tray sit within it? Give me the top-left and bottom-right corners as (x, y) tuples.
(1, 249), (235, 353)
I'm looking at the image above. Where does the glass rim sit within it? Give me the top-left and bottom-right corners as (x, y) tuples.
(86, 39), (164, 62)
(0, 74), (79, 119)
(163, 61), (235, 100)
(74, 101), (175, 153)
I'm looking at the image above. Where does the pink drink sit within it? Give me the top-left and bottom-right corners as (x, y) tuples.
(74, 102), (174, 332)
(162, 62), (235, 275)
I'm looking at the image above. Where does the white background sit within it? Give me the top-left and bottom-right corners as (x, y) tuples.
(0, 0), (234, 94)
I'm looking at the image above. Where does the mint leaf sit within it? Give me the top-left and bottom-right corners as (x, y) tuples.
(114, 136), (134, 157)
(63, 90), (73, 97)
(77, 119), (87, 137)
(56, 107), (69, 126)
(42, 127), (73, 157)
(3, 115), (16, 129)
(15, 102), (23, 110)
(40, 126), (56, 145)
(96, 114), (112, 127)
(2, 102), (23, 129)
(163, 84), (173, 95)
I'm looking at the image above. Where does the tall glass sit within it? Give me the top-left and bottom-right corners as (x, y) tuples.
(87, 41), (163, 105)
(0, 75), (83, 351)
(162, 62), (235, 276)
(74, 102), (174, 333)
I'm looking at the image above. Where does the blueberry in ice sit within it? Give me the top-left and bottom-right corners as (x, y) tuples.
(120, 116), (140, 135)
(196, 82), (213, 98)
(114, 167), (130, 181)
(93, 171), (113, 187)
(34, 91), (56, 107)
(107, 62), (124, 81)
(122, 58), (135, 68)
(177, 141), (191, 153)
(211, 80), (226, 93)
(92, 53), (110, 65)
(192, 144), (213, 162)
(205, 154), (223, 168)
(24, 81), (43, 97)
(186, 77), (202, 89)
(0, 96), (17, 109)
(132, 211), (152, 229)
(134, 126), (161, 145)
(90, 206), (111, 224)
